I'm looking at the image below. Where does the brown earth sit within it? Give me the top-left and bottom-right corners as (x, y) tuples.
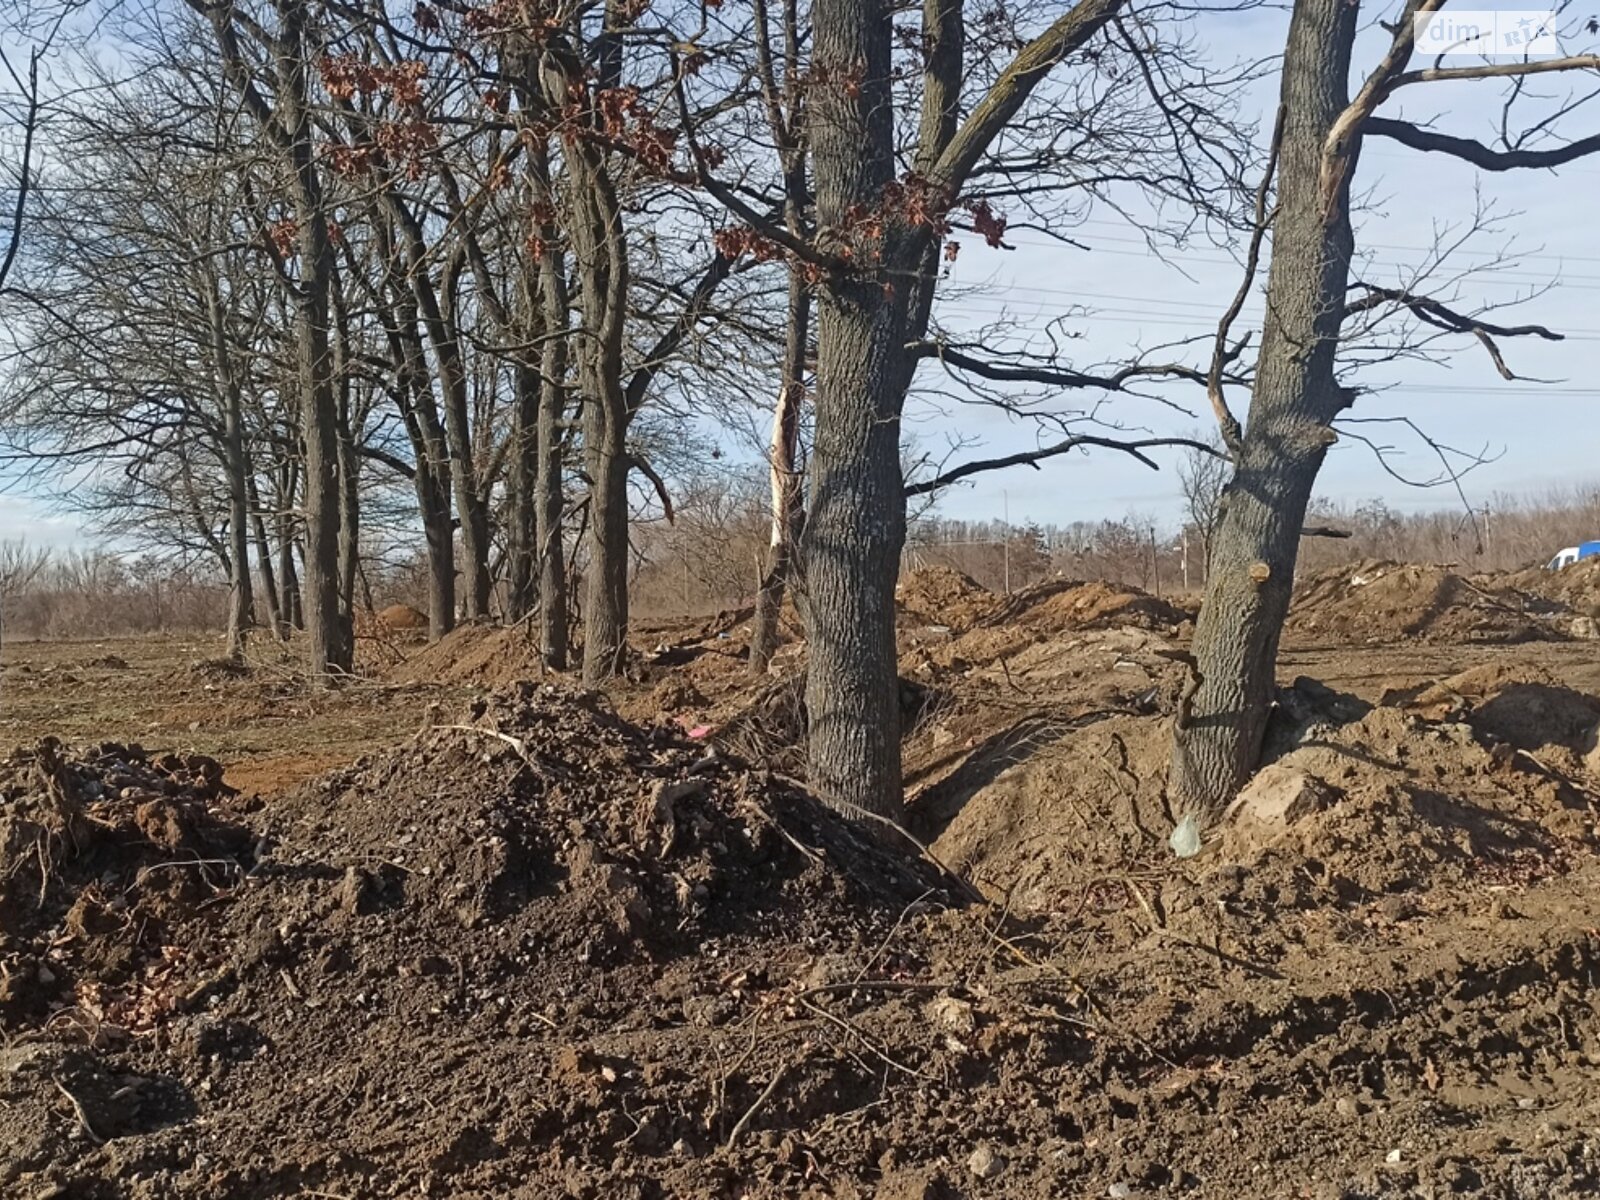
(1286, 560), (1567, 646)
(0, 636), (456, 795)
(1502, 559), (1600, 630)
(896, 566), (1004, 633)
(8, 616), (1600, 1198)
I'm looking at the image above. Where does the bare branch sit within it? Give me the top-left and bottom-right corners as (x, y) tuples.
(1206, 100), (1285, 455)
(905, 435), (1218, 498)
(1364, 116), (1600, 170)
(1343, 282), (1562, 379)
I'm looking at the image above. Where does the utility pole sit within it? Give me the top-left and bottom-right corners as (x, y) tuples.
(1149, 525), (1160, 598)
(1181, 528), (1190, 592)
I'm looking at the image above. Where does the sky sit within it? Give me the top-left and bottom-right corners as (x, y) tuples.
(1, 1), (1597, 549)
(915, 4), (1600, 531)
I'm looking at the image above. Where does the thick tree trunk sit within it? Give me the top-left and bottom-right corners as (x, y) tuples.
(582, 404), (629, 684)
(564, 144), (630, 686)
(276, 0), (350, 675)
(1168, 0), (1361, 830)
(750, 271), (810, 676)
(292, 242), (350, 674)
(803, 0), (908, 819)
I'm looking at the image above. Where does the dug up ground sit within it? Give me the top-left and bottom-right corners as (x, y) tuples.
(7, 559), (1600, 1198)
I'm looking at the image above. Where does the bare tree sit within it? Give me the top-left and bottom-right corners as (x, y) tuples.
(186, 0), (354, 677)
(1169, 0), (1600, 839)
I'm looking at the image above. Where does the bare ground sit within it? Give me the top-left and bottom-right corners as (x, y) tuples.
(6, 571), (1600, 1199)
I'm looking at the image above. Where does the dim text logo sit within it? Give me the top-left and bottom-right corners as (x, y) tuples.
(1414, 10), (1560, 56)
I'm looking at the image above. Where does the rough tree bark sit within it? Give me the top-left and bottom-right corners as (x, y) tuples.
(1167, 0), (1362, 827)
(507, 356), (540, 621)
(1168, 0), (1600, 834)
(804, 0), (908, 818)
(802, 0), (1120, 817)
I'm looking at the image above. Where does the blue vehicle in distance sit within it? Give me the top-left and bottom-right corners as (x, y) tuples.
(1547, 541), (1600, 570)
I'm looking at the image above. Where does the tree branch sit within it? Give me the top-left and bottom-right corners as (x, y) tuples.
(629, 454), (675, 523)
(0, 47), (42, 294)
(1207, 101), (1285, 455)
(909, 340), (1210, 391)
(1365, 117), (1600, 170)
(931, 0), (1122, 192)
(1344, 282), (1562, 379)
(905, 435), (1217, 498)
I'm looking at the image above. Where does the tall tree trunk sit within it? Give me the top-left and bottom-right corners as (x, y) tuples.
(385, 196), (492, 620)
(384, 259), (457, 641)
(583, 409), (629, 682)
(248, 470), (285, 640)
(333, 273), (362, 625)
(439, 259), (493, 620)
(803, 0), (908, 819)
(534, 204), (570, 670)
(750, 269), (810, 676)
(274, 0), (349, 674)
(506, 357), (539, 621)
(279, 527), (303, 632)
(564, 144), (630, 685)
(209, 284), (255, 662)
(1168, 0), (1360, 831)
(336, 409), (360, 625)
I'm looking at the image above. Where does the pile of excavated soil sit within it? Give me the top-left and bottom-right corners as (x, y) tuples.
(1004, 577), (1192, 633)
(896, 566), (1003, 633)
(386, 623), (541, 686)
(922, 671), (1598, 914)
(4, 688), (973, 1198)
(1288, 560), (1564, 645)
(388, 612), (759, 697)
(15, 679), (1600, 1198)
(374, 603), (429, 631)
(0, 738), (253, 1034)
(1502, 559), (1600, 634)
(903, 580), (1192, 678)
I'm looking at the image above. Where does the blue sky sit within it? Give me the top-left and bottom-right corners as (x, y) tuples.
(1, 1), (1596, 547)
(916, 4), (1600, 529)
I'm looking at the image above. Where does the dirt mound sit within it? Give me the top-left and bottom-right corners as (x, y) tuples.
(376, 603), (429, 631)
(924, 675), (1595, 913)
(1288, 559), (1563, 645)
(14, 681), (1600, 1197)
(1006, 577), (1191, 632)
(1397, 663), (1600, 772)
(1502, 559), (1600, 633)
(386, 622), (539, 685)
(896, 565), (1001, 632)
(0, 739), (253, 1034)
(1, 688), (964, 1197)
(902, 580), (1191, 678)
